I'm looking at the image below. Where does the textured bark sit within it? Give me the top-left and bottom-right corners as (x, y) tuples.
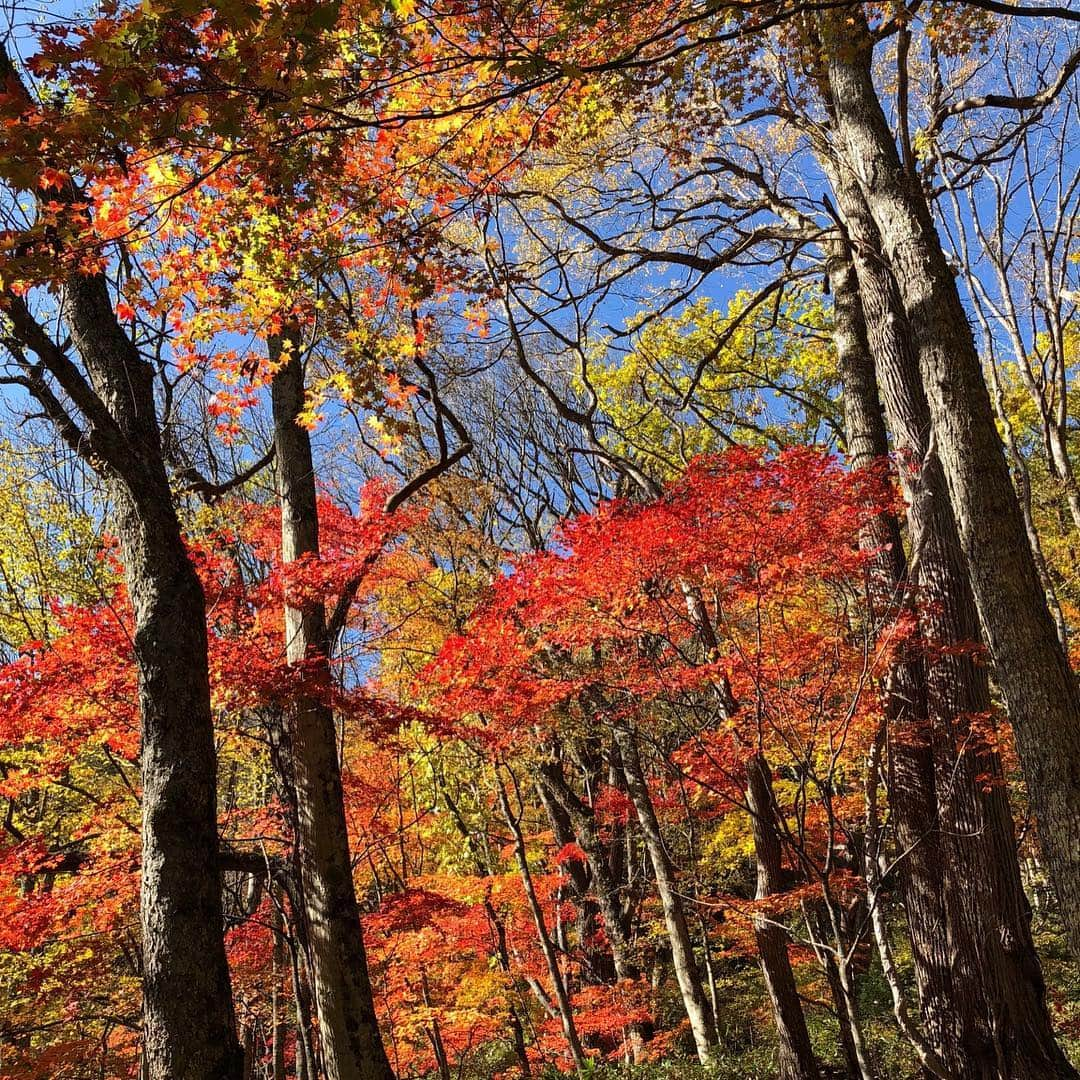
(984, 355), (1069, 648)
(58, 277), (242, 1080)
(828, 230), (958, 1052)
(826, 230), (958, 1066)
(612, 725), (717, 1064)
(270, 332), (395, 1080)
(745, 754), (821, 1080)
(824, 15), (1080, 966)
(821, 119), (1074, 1077)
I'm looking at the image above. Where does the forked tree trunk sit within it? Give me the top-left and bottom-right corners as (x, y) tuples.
(437, 777), (534, 1076)
(537, 757), (639, 981)
(496, 772), (587, 1070)
(486, 901), (533, 1077)
(270, 330), (395, 1080)
(804, 900), (872, 1080)
(823, 13), (1080, 969)
(537, 752), (649, 1060)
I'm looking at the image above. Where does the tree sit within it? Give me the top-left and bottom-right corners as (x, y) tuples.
(818, 3), (1080, 960)
(430, 448), (901, 1072)
(269, 326), (396, 1080)
(3, 2), (1080, 1075)
(0, 45), (244, 1077)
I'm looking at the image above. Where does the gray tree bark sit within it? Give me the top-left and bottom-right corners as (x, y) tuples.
(57, 278), (242, 1079)
(821, 116), (1074, 1078)
(823, 12), (1080, 966)
(270, 330), (395, 1080)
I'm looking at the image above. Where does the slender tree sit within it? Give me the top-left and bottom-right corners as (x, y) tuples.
(270, 327), (396, 1080)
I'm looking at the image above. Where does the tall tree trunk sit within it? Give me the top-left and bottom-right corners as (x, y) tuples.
(437, 775), (535, 1075)
(821, 120), (1075, 1077)
(612, 725), (717, 1064)
(242, 1024), (257, 1080)
(745, 754), (821, 1080)
(823, 11), (1080, 963)
(537, 753), (649, 1060)
(863, 723), (949, 1079)
(0, 48), (242, 1075)
(420, 971), (452, 1080)
(270, 330), (394, 1080)
(55, 279), (244, 1080)
(826, 231), (959, 1065)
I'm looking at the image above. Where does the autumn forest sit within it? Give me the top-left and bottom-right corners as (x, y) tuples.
(0, 1), (1079, 1078)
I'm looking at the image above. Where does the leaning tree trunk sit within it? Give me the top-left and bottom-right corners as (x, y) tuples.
(821, 121), (1075, 1077)
(612, 724), (717, 1064)
(823, 11), (1080, 965)
(270, 330), (395, 1080)
(59, 278), (244, 1080)
(744, 754), (821, 1080)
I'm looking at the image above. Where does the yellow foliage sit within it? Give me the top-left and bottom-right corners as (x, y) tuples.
(0, 442), (111, 653)
(582, 289), (839, 478)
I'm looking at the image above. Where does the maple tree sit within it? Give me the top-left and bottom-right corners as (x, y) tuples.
(426, 449), (898, 1066)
